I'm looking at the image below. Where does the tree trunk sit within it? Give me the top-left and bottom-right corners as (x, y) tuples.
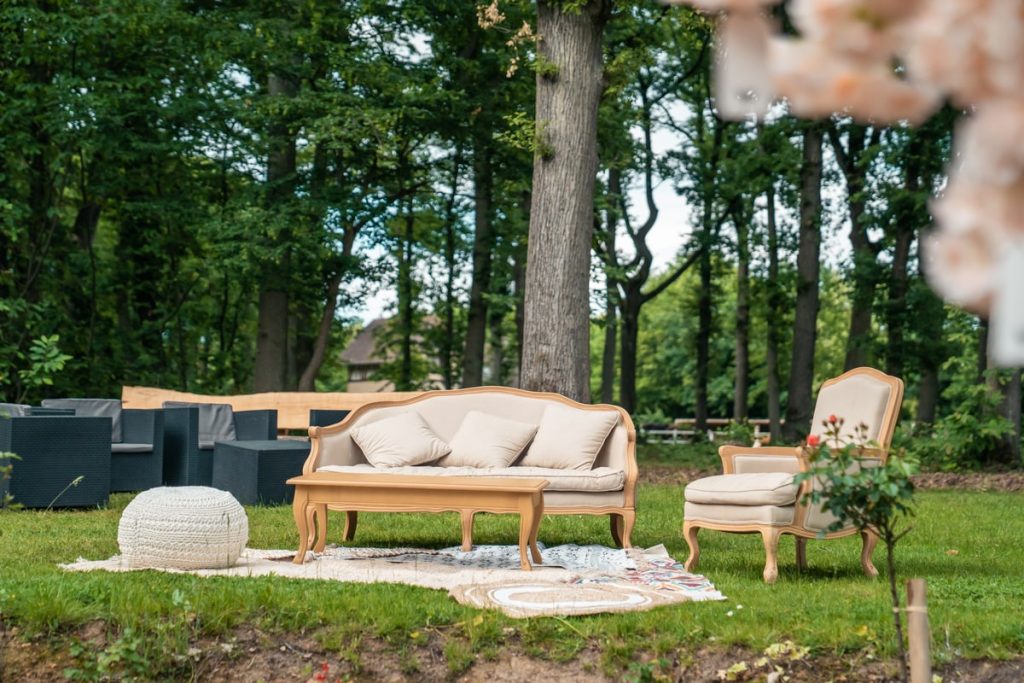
(764, 179), (783, 442)
(886, 135), (922, 379)
(397, 194), (416, 391)
(784, 124), (824, 441)
(297, 274), (342, 391)
(1004, 369), (1022, 467)
(521, 0), (609, 402)
(462, 139), (493, 387)
(254, 72), (297, 392)
(734, 215), (750, 420)
(916, 366), (939, 424)
(513, 240), (527, 385)
(487, 302), (505, 384)
(830, 125), (877, 371)
(440, 153), (463, 389)
(601, 283), (618, 405)
(619, 288), (641, 414)
(695, 117), (725, 432)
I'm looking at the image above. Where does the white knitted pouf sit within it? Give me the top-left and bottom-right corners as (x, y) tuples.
(118, 487), (248, 569)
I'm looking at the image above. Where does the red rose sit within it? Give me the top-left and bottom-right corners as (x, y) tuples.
(806, 434), (820, 447)
(828, 414), (837, 424)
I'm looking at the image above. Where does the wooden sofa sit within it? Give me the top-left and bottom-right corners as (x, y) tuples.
(301, 386), (638, 547)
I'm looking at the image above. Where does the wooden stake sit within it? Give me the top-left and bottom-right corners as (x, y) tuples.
(907, 578), (931, 683)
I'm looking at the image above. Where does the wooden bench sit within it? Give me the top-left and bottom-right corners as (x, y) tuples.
(121, 386), (421, 432)
(287, 472), (547, 571)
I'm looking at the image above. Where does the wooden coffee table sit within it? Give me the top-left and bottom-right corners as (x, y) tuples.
(287, 472), (548, 570)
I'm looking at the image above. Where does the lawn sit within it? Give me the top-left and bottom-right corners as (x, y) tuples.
(1, 453), (1023, 681)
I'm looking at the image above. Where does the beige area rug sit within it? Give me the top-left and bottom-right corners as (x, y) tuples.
(61, 544), (725, 618)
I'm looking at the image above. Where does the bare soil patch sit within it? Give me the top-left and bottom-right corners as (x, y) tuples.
(3, 622), (1022, 682)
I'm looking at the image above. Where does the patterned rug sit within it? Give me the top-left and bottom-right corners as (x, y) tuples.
(61, 544), (724, 618)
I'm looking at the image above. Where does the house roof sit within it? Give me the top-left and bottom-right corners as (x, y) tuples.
(340, 318), (389, 365)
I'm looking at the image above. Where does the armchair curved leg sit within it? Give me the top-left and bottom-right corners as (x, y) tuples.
(761, 528), (783, 584)
(683, 522), (700, 572)
(621, 511), (635, 549)
(609, 514), (623, 548)
(860, 530), (879, 578)
(795, 537), (808, 572)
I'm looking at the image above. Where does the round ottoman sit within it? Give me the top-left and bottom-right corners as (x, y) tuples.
(118, 487), (248, 569)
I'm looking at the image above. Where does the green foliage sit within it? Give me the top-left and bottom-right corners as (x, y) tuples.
(0, 452), (20, 510)
(17, 335), (72, 398)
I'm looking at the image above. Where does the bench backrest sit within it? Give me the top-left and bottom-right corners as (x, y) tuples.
(121, 386), (420, 431)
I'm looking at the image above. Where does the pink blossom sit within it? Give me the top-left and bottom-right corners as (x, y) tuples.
(714, 9), (774, 119)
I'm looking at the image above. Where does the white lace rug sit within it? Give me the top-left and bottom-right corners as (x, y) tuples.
(61, 544), (725, 617)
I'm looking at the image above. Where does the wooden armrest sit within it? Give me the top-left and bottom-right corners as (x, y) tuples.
(717, 445), (806, 474)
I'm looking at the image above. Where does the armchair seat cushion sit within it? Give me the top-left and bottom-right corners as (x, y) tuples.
(112, 443), (154, 454)
(317, 464), (626, 493)
(684, 501), (795, 526)
(684, 472), (798, 506)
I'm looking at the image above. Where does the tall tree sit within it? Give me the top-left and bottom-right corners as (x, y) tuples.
(783, 124), (824, 441)
(521, 0), (611, 402)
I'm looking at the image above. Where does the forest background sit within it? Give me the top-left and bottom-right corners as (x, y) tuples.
(2, 0), (1020, 471)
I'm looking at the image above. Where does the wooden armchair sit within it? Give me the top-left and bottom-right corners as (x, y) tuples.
(682, 367), (904, 583)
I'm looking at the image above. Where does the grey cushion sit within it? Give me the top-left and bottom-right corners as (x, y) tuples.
(0, 403), (31, 418)
(163, 401), (237, 445)
(41, 398), (123, 442)
(111, 443), (154, 454)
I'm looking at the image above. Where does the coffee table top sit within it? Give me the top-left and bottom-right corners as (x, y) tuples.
(288, 470), (548, 493)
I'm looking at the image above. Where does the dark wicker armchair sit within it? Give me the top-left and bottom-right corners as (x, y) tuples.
(162, 403), (277, 486)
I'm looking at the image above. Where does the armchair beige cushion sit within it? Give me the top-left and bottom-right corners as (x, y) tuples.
(437, 411), (538, 468)
(685, 472), (798, 506)
(518, 404), (618, 470)
(349, 412), (450, 468)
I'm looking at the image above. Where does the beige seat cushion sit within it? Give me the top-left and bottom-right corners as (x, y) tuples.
(316, 464), (626, 492)
(348, 412), (450, 468)
(684, 473), (798, 506)
(518, 404), (618, 470)
(436, 411), (538, 468)
(685, 501), (795, 526)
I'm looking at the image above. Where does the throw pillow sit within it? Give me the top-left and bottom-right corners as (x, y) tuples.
(437, 411), (538, 468)
(518, 404), (619, 470)
(349, 411), (450, 468)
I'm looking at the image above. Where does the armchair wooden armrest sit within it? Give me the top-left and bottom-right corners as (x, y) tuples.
(717, 445), (809, 474)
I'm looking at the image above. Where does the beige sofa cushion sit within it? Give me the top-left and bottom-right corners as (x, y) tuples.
(684, 473), (798, 506)
(316, 464), (626, 493)
(436, 411), (538, 468)
(348, 412), (450, 467)
(518, 404), (618, 470)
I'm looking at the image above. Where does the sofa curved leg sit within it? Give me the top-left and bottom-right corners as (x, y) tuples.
(795, 536), (808, 572)
(761, 528), (782, 584)
(683, 523), (700, 572)
(461, 511), (475, 551)
(342, 511), (357, 542)
(609, 514), (624, 548)
(860, 529), (879, 578)
(314, 504), (329, 552)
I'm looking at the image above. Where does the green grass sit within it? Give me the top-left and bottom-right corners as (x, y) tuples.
(1, 468), (1023, 678)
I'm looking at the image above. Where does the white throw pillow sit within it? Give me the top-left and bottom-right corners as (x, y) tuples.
(518, 404), (619, 470)
(349, 412), (450, 468)
(437, 411), (538, 468)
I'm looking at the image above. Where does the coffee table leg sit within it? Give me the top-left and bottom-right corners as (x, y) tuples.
(460, 511), (474, 551)
(528, 493), (543, 565)
(342, 510), (357, 542)
(518, 497), (534, 571)
(292, 487), (310, 565)
(313, 504), (328, 552)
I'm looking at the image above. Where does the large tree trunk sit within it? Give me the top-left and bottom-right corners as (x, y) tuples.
(764, 179), (783, 442)
(734, 215), (750, 420)
(440, 154), (463, 389)
(462, 139), (494, 387)
(783, 124), (824, 441)
(254, 72), (297, 392)
(521, 0), (609, 402)
(297, 274), (342, 392)
(397, 193), (416, 391)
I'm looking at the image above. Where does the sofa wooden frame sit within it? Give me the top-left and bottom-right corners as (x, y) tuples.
(683, 367), (904, 583)
(301, 386), (639, 548)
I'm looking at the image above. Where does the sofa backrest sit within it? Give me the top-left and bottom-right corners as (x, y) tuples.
(310, 388), (634, 475)
(41, 398), (123, 442)
(808, 367), (903, 447)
